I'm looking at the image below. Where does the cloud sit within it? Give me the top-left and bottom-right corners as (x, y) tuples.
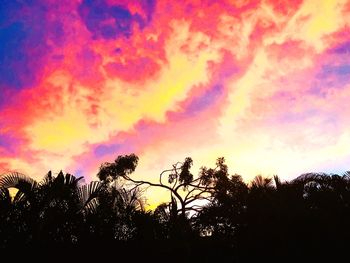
(1, 0), (350, 208)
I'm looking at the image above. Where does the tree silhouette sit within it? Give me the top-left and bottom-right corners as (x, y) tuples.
(97, 155), (235, 219)
(0, 154), (350, 261)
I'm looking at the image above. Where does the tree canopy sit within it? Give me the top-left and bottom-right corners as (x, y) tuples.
(0, 154), (349, 261)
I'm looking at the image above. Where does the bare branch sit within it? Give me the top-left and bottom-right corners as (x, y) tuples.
(185, 194), (212, 206)
(159, 168), (174, 186)
(123, 175), (185, 209)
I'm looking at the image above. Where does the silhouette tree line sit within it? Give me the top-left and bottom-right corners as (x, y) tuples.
(1, 154), (349, 261)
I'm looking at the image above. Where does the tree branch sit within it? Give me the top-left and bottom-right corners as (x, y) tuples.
(123, 175), (185, 211)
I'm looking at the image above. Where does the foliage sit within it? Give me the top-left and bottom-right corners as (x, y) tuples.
(1, 154), (350, 260)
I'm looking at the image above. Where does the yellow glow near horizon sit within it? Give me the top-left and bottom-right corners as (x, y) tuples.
(1, 0), (350, 208)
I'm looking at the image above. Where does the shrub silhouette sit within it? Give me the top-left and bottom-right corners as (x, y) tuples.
(1, 154), (350, 261)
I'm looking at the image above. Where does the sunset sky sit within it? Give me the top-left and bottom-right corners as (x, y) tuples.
(1, 0), (350, 205)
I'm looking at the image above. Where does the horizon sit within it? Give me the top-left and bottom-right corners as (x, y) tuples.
(1, 0), (350, 206)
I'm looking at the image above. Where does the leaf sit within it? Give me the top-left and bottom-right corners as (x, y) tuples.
(40, 171), (54, 186)
(0, 172), (38, 193)
(78, 181), (104, 213)
(0, 187), (11, 205)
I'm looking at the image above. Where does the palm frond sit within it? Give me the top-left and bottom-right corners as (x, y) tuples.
(0, 187), (11, 204)
(12, 190), (27, 204)
(342, 171), (350, 180)
(251, 175), (273, 188)
(40, 171), (54, 186)
(65, 173), (83, 186)
(78, 181), (104, 213)
(0, 172), (38, 193)
(116, 187), (146, 211)
(82, 198), (100, 214)
(274, 175), (281, 189)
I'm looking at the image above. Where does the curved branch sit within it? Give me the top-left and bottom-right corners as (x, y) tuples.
(184, 187), (198, 201)
(159, 162), (183, 188)
(123, 175), (185, 211)
(174, 177), (201, 193)
(184, 187), (209, 203)
(159, 168), (175, 186)
(185, 195), (212, 206)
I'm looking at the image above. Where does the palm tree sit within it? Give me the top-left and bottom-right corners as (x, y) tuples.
(0, 171), (103, 247)
(0, 172), (39, 247)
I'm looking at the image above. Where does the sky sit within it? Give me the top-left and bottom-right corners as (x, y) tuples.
(1, 0), (350, 206)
